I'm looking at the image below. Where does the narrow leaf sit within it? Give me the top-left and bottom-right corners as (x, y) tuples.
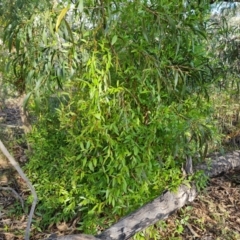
(56, 7), (69, 32)
(111, 35), (118, 45)
(23, 92), (32, 108)
(88, 161), (94, 171)
(174, 71), (179, 88)
(63, 19), (74, 43)
(78, 0), (84, 13)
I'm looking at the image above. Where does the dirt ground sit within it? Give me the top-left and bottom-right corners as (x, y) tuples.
(0, 95), (240, 240)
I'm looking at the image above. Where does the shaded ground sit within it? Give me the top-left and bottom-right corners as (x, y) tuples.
(0, 96), (240, 240)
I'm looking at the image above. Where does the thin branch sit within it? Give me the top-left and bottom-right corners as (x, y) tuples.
(0, 186), (24, 209)
(0, 140), (38, 240)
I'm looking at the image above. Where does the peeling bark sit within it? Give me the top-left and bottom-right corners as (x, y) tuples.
(195, 150), (240, 177)
(47, 151), (240, 240)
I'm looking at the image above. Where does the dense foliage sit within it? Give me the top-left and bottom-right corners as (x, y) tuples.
(1, 0), (220, 235)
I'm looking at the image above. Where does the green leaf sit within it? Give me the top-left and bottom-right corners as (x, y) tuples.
(15, 38), (20, 54)
(88, 161), (94, 171)
(78, 0), (84, 13)
(174, 71), (179, 89)
(133, 146), (139, 156)
(23, 92), (32, 109)
(49, 18), (55, 36)
(86, 141), (90, 149)
(82, 158), (87, 167)
(111, 35), (118, 46)
(8, 36), (13, 52)
(105, 189), (109, 199)
(27, 70), (34, 81)
(42, 30), (47, 45)
(93, 158), (97, 167)
(62, 19), (74, 43)
(94, 113), (101, 120)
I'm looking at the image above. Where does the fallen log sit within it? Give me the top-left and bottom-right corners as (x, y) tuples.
(195, 150), (240, 177)
(47, 150), (240, 240)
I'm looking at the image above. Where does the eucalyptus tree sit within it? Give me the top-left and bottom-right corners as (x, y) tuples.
(209, 1), (240, 93)
(1, 0), (218, 234)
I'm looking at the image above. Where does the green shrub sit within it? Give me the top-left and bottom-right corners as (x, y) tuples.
(26, 92), (216, 232)
(2, 0), (218, 234)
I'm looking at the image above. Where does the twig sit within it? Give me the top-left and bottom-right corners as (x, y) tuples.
(0, 123), (25, 129)
(186, 223), (200, 238)
(0, 140), (38, 240)
(0, 186), (24, 209)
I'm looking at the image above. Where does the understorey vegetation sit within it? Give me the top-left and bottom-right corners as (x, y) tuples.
(1, 0), (240, 238)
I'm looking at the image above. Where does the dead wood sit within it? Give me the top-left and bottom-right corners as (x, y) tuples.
(195, 150), (240, 177)
(46, 150), (240, 240)
(0, 186), (24, 208)
(47, 234), (101, 240)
